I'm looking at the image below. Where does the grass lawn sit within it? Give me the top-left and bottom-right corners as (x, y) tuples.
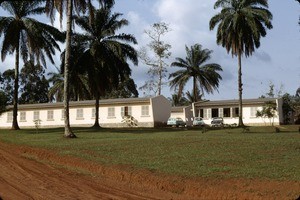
(0, 125), (299, 181)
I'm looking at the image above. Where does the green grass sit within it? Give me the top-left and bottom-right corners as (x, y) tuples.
(0, 125), (299, 180)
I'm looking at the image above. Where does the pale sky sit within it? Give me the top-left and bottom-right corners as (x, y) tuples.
(0, 0), (299, 101)
(113, 0), (300, 100)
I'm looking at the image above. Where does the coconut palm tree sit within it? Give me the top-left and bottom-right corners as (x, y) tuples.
(169, 44), (223, 103)
(73, 4), (138, 127)
(44, 0), (114, 137)
(209, 0), (273, 126)
(0, 1), (64, 130)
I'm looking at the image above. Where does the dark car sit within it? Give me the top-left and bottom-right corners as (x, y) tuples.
(211, 117), (224, 127)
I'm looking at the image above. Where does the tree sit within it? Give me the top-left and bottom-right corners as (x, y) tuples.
(209, 0), (273, 127)
(168, 94), (189, 107)
(139, 22), (171, 96)
(169, 44), (223, 103)
(44, 0), (114, 137)
(106, 75), (139, 98)
(59, 39), (91, 101)
(0, 69), (14, 105)
(0, 1), (64, 130)
(48, 67), (64, 102)
(296, 87), (300, 97)
(74, 4), (138, 127)
(19, 61), (49, 104)
(0, 90), (8, 115)
(256, 101), (277, 126)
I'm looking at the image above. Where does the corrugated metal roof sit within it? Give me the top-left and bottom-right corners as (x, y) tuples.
(7, 97), (154, 110)
(171, 106), (191, 112)
(193, 98), (278, 107)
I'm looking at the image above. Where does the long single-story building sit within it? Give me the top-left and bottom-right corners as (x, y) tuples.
(0, 95), (171, 129)
(192, 98), (283, 126)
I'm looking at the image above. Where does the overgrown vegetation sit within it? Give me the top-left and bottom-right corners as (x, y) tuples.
(0, 126), (299, 181)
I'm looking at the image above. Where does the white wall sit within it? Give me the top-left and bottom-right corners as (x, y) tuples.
(151, 95), (171, 125)
(0, 97), (168, 128)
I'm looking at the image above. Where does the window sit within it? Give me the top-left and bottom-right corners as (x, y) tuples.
(223, 108), (231, 118)
(7, 112), (13, 123)
(250, 107), (258, 117)
(61, 110), (64, 120)
(33, 111), (40, 120)
(141, 105), (149, 116)
(121, 106), (132, 117)
(76, 109), (84, 119)
(92, 108), (96, 118)
(212, 108), (219, 118)
(20, 112), (26, 121)
(232, 107), (239, 118)
(203, 108), (211, 119)
(47, 110), (54, 121)
(197, 109), (204, 118)
(108, 107), (115, 118)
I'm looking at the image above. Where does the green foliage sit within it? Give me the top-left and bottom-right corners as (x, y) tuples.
(0, 90), (7, 114)
(169, 44), (222, 102)
(256, 101), (277, 126)
(19, 61), (50, 104)
(209, 0), (273, 57)
(168, 94), (190, 106)
(0, 69), (14, 105)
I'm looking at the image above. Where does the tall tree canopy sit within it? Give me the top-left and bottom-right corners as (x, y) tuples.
(209, 0), (273, 126)
(139, 22), (171, 96)
(0, 69), (14, 105)
(169, 44), (222, 103)
(44, 0), (114, 137)
(19, 61), (49, 104)
(73, 3), (138, 127)
(0, 1), (64, 130)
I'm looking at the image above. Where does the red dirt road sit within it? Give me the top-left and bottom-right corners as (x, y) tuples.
(0, 141), (299, 200)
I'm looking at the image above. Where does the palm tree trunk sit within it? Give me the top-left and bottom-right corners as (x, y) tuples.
(238, 52), (244, 127)
(93, 93), (100, 128)
(193, 76), (197, 102)
(12, 43), (20, 130)
(63, 0), (76, 138)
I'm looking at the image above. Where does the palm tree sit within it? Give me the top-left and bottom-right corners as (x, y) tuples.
(44, 0), (114, 137)
(209, 0), (273, 126)
(0, 1), (63, 130)
(169, 44), (223, 103)
(74, 4), (138, 127)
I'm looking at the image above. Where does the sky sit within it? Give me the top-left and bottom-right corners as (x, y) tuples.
(0, 0), (299, 101)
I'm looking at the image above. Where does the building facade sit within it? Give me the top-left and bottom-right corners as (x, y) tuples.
(0, 96), (171, 129)
(192, 98), (283, 126)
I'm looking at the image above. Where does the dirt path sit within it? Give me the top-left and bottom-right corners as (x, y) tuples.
(0, 141), (299, 200)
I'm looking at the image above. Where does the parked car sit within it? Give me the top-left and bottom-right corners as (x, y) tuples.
(211, 117), (224, 127)
(167, 117), (186, 127)
(193, 117), (205, 126)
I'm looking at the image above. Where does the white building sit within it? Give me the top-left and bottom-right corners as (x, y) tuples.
(0, 95), (171, 129)
(192, 98), (283, 126)
(170, 106), (193, 126)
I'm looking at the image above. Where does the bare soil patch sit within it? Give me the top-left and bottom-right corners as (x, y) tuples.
(0, 141), (299, 200)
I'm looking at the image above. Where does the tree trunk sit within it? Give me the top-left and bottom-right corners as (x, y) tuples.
(238, 52), (244, 127)
(193, 76), (197, 102)
(93, 93), (100, 128)
(12, 42), (20, 130)
(63, 0), (76, 138)
(158, 57), (162, 96)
